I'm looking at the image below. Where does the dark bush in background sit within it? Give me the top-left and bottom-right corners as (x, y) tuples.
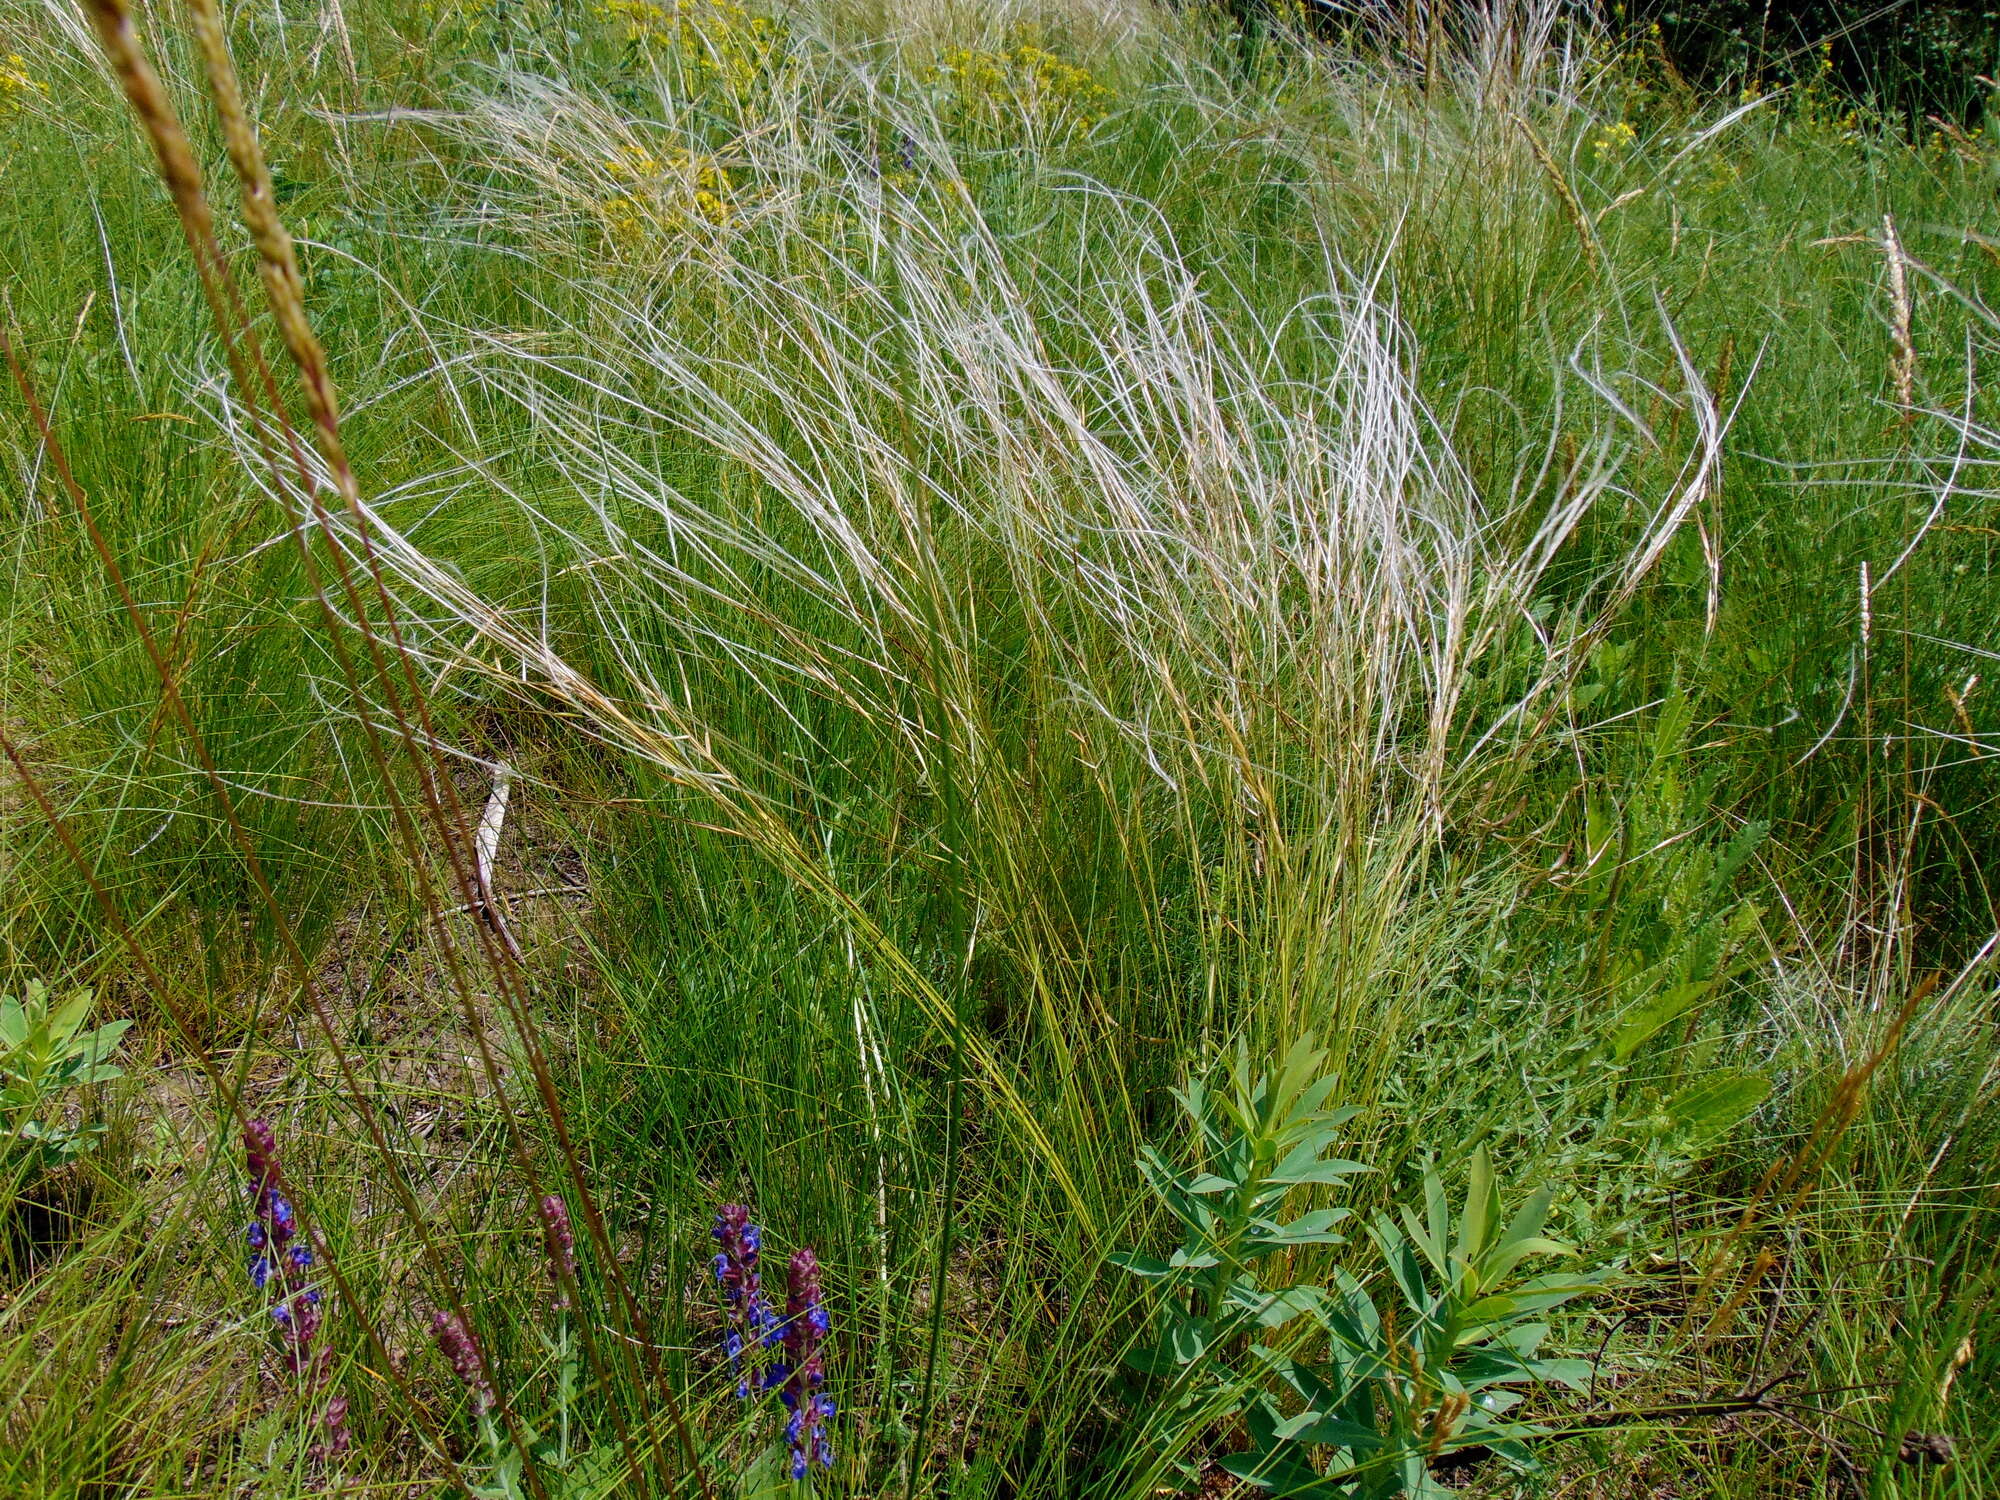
(1207, 2), (2000, 124)
(1625, 0), (2000, 124)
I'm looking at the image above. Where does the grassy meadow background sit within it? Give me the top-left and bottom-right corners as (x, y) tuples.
(1, 0), (1996, 1494)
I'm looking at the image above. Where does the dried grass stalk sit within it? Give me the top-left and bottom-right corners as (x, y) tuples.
(1514, 113), (1599, 272)
(1883, 212), (1916, 417)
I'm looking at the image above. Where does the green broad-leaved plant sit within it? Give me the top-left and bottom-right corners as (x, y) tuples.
(1, 980), (130, 1179)
(1226, 1148), (1603, 1498)
(1115, 1042), (1605, 1498)
(1110, 1037), (1371, 1484)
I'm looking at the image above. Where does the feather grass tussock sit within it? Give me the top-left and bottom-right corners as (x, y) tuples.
(1, 0), (1996, 1495)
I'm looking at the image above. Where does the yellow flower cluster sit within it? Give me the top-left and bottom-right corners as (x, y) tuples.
(1786, 42), (1889, 144)
(599, 141), (734, 247)
(1927, 121), (1989, 164)
(1589, 120), (1638, 161)
(598, 0), (781, 99)
(600, 0), (667, 42)
(0, 53), (48, 112)
(933, 42), (1109, 137)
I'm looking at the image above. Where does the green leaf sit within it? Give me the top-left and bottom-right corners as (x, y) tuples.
(75, 1019), (131, 1062)
(1271, 1411), (1383, 1449)
(1258, 1207), (1348, 1246)
(1106, 1251), (1172, 1280)
(1524, 1356), (1594, 1390)
(1373, 1222), (1437, 1323)
(1664, 1070), (1771, 1149)
(1421, 1170), (1451, 1271)
(1457, 1146), (1497, 1265)
(48, 989), (95, 1045)
(1122, 1340), (1180, 1378)
(1494, 1179), (1551, 1245)
(1711, 818), (1769, 892)
(1482, 1187), (1563, 1282)
(1269, 1163), (1370, 1190)
(1251, 1285), (1326, 1328)
(1609, 978), (1712, 1060)
(1289, 1075), (1340, 1123)
(1169, 1317), (1212, 1365)
(1582, 792), (1620, 876)
(1462, 1276), (1596, 1327)
(1494, 1320), (1549, 1355)
(1452, 1345), (1540, 1387)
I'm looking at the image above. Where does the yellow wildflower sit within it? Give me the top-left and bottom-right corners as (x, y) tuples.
(597, 0), (783, 101)
(932, 40), (1110, 139)
(0, 53), (49, 112)
(596, 141), (735, 248)
(1589, 120), (1638, 162)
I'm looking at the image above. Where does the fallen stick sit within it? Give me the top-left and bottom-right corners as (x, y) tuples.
(436, 884), (588, 920)
(472, 760), (522, 962)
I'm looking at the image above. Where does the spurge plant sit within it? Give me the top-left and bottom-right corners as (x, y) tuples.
(1115, 1040), (1604, 1497)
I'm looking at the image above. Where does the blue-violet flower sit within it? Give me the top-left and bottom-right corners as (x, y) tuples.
(712, 1203), (776, 1398)
(242, 1119), (347, 1459)
(776, 1248), (833, 1480)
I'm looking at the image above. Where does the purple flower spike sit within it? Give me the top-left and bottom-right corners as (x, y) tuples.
(712, 1204), (774, 1399)
(240, 1119), (347, 1460)
(778, 1248), (833, 1479)
(432, 1310), (496, 1414)
(539, 1194), (577, 1310)
(316, 1392), (350, 1461)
